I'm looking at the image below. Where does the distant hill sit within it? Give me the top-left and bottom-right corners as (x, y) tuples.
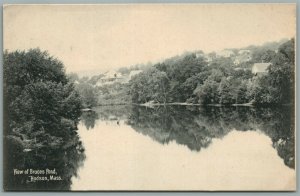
(74, 38), (291, 79)
(242, 38), (289, 51)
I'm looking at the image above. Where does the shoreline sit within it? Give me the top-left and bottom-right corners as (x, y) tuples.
(81, 102), (293, 110)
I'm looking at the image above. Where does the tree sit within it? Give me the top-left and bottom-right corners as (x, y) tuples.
(155, 53), (207, 102)
(246, 76), (278, 104)
(244, 38), (295, 105)
(4, 48), (82, 154)
(261, 50), (276, 62)
(127, 39), (294, 105)
(267, 38), (295, 104)
(129, 68), (169, 104)
(76, 82), (98, 108)
(252, 49), (276, 63)
(4, 49), (68, 101)
(248, 38), (295, 104)
(194, 79), (220, 104)
(4, 49), (84, 190)
(218, 78), (235, 104)
(67, 72), (79, 83)
(235, 80), (249, 104)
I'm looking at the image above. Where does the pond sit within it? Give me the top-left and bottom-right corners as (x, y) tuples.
(71, 105), (295, 191)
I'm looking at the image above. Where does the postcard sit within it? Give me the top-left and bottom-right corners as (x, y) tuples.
(3, 4), (296, 191)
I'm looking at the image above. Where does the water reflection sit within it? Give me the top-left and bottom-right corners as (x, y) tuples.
(73, 105), (295, 190)
(4, 133), (86, 190)
(81, 111), (99, 130)
(82, 105), (294, 169)
(6, 105), (294, 191)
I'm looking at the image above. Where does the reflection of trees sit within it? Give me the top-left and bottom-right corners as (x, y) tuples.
(202, 106), (295, 169)
(78, 105), (294, 169)
(92, 105), (131, 122)
(127, 106), (223, 152)
(81, 111), (99, 130)
(80, 105), (132, 129)
(4, 133), (86, 190)
(126, 105), (294, 169)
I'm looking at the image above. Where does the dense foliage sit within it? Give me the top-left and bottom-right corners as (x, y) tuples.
(128, 39), (294, 105)
(75, 82), (98, 108)
(4, 49), (84, 190)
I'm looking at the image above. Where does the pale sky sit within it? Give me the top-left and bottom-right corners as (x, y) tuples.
(4, 4), (296, 74)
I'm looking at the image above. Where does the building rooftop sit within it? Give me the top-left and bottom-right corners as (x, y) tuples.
(252, 63), (271, 74)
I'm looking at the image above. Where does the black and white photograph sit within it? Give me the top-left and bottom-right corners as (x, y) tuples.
(3, 4), (296, 191)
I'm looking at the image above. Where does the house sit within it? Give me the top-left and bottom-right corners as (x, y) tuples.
(100, 70), (122, 82)
(252, 63), (271, 75)
(233, 59), (240, 65)
(119, 70), (143, 83)
(238, 50), (251, 55)
(233, 50), (252, 65)
(95, 70), (124, 86)
(234, 55), (251, 65)
(203, 54), (214, 62)
(216, 50), (234, 58)
(195, 51), (205, 58)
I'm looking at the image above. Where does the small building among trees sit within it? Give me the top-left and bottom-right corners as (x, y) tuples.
(95, 70), (124, 86)
(252, 63), (271, 75)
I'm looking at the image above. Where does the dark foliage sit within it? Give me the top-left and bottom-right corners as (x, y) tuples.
(128, 39), (294, 105)
(4, 48), (84, 190)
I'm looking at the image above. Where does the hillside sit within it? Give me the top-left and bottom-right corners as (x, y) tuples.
(71, 38), (294, 106)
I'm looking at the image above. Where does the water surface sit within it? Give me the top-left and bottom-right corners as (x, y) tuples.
(71, 105), (295, 191)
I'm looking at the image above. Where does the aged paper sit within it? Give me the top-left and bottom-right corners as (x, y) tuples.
(3, 4), (296, 191)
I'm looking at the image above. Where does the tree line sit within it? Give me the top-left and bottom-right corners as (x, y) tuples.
(69, 38), (294, 106)
(128, 39), (294, 105)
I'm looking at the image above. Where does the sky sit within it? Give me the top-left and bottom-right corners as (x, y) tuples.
(4, 4), (296, 74)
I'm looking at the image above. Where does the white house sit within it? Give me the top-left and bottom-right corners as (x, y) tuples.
(95, 70), (124, 86)
(238, 49), (251, 55)
(234, 55), (251, 65)
(101, 70), (122, 81)
(252, 63), (271, 75)
(216, 50), (234, 58)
